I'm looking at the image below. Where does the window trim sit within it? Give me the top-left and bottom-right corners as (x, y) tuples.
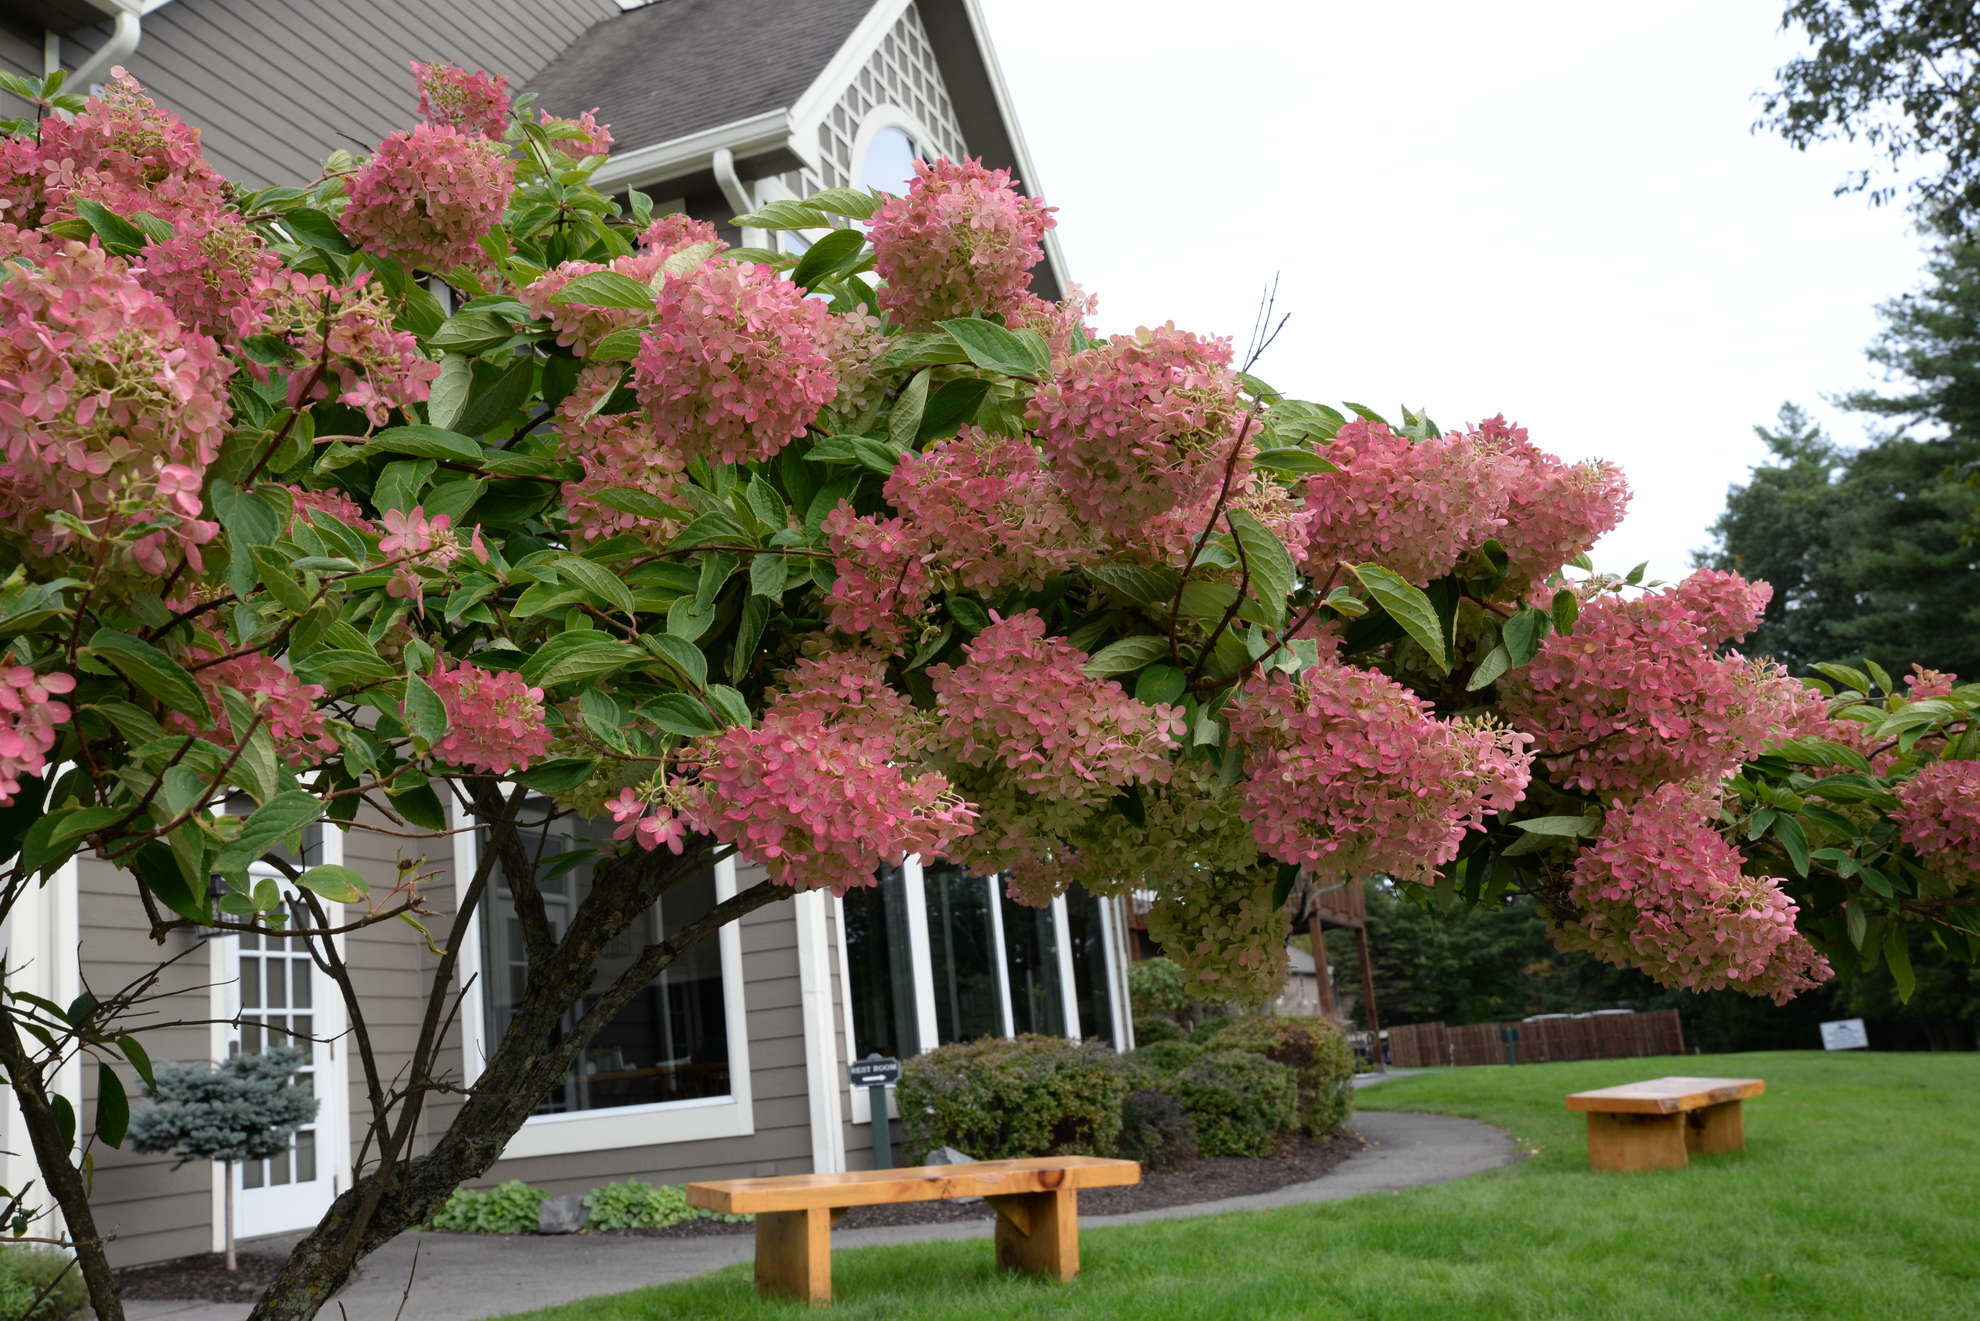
(849, 105), (941, 196)
(452, 797), (754, 1156)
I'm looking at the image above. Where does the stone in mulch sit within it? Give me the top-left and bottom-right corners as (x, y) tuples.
(114, 1252), (291, 1302)
(602, 1131), (1367, 1237)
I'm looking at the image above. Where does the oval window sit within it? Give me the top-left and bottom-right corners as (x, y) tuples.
(860, 125), (919, 194)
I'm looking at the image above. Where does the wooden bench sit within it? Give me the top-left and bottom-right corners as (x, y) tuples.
(686, 1156), (1141, 1305)
(1565, 1076), (1765, 1172)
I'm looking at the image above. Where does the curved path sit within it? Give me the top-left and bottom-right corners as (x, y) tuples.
(121, 1109), (1517, 1321)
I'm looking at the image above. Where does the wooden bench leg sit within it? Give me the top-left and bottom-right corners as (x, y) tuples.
(1687, 1099), (1746, 1155)
(756, 1207), (833, 1306)
(987, 1188), (1079, 1281)
(1585, 1111), (1689, 1172)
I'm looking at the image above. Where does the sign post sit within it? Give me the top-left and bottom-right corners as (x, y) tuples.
(1819, 1018), (1869, 1051)
(849, 1054), (902, 1169)
(1500, 1027), (1521, 1066)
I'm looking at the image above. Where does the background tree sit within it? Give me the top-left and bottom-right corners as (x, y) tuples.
(129, 1048), (318, 1272)
(1761, 1), (1980, 232)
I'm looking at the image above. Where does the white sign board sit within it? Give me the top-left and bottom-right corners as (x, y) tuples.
(1819, 1018), (1869, 1051)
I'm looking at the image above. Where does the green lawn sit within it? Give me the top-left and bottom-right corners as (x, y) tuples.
(496, 1051), (1979, 1320)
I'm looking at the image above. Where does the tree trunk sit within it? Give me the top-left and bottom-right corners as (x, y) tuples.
(245, 875), (787, 1321)
(225, 1162), (235, 1271)
(0, 1002), (125, 1321)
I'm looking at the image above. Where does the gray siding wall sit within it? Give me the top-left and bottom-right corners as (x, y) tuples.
(29, 0), (616, 187)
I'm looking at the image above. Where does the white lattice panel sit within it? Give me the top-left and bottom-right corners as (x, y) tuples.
(804, 4), (971, 193)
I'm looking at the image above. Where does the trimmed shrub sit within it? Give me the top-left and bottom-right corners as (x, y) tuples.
(1187, 1015), (1237, 1043)
(1118, 1039), (1203, 1087)
(0, 1246), (87, 1320)
(584, 1179), (750, 1229)
(1132, 1016), (1186, 1044)
(1199, 1015), (1357, 1136)
(1127, 956), (1189, 1022)
(1169, 1049), (1299, 1157)
(1116, 1089), (1199, 1169)
(899, 1034), (1127, 1161)
(426, 1180), (548, 1234)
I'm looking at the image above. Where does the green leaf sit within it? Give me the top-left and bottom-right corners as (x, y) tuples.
(1466, 645), (1512, 692)
(131, 841), (205, 923)
(1885, 921), (1915, 1002)
(588, 328), (648, 361)
(455, 354), (537, 438)
(729, 199), (835, 229)
(1772, 814), (1811, 877)
(593, 486), (688, 521)
(888, 371), (932, 449)
(550, 270), (656, 310)
(918, 378), (992, 442)
(387, 782), (448, 832)
(1813, 662), (1872, 694)
(1349, 565), (1447, 673)
(520, 634), (646, 689)
(74, 199), (145, 254)
(51, 1095), (75, 1154)
(368, 425), (483, 463)
(791, 228), (866, 289)
(251, 547), (313, 615)
(643, 692), (721, 737)
(1512, 815), (1601, 837)
(1083, 635), (1170, 677)
(804, 187), (886, 219)
(1863, 658), (1895, 697)
(279, 207), (354, 254)
(294, 863), (370, 905)
(1502, 607), (1552, 668)
(1225, 509), (1294, 624)
(1086, 564), (1180, 608)
(1135, 664), (1186, 707)
(644, 633), (709, 689)
(706, 684), (751, 727)
(1551, 588), (1580, 637)
(214, 792), (322, 874)
(509, 758), (601, 794)
(1249, 447), (1340, 475)
(87, 630), (209, 722)
(93, 1061), (130, 1148)
(427, 309), (517, 355)
(403, 673), (449, 746)
(946, 596), (991, 633)
(939, 318), (1049, 378)
(117, 1035), (155, 1091)
(553, 554), (637, 616)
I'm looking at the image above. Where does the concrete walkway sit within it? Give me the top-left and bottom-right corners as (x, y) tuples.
(123, 1108), (1514, 1321)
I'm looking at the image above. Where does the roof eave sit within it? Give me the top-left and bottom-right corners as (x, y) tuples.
(591, 108), (816, 195)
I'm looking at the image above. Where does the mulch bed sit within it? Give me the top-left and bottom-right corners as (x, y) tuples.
(114, 1251), (296, 1301)
(604, 1131), (1368, 1237)
(113, 1134), (1369, 1298)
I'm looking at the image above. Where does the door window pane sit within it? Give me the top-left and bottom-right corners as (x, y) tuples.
(1001, 893), (1065, 1038)
(843, 866), (918, 1059)
(1063, 884), (1119, 1048)
(482, 801), (730, 1114)
(922, 863), (1001, 1043)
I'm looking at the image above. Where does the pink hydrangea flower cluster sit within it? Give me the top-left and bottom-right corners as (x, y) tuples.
(866, 157), (1055, 330)
(822, 504), (929, 647)
(339, 124), (514, 274)
(0, 667), (75, 805)
(688, 649), (975, 893)
(0, 240), (227, 576)
(1144, 867), (1291, 1003)
(1499, 573), (1819, 801)
(930, 611), (1181, 802)
(1229, 665), (1533, 883)
(1893, 759), (1980, 880)
(1301, 420), (1521, 587)
(1466, 415), (1630, 598)
(424, 660), (551, 773)
(411, 61), (511, 140)
(1560, 782), (1833, 1004)
(284, 483), (372, 532)
(523, 249), (669, 357)
(637, 214), (723, 256)
(27, 71), (225, 228)
(1030, 323), (1244, 536)
(883, 428), (1089, 591)
(607, 784), (689, 855)
(541, 107), (613, 158)
(169, 650), (336, 767)
(554, 365), (689, 546)
(1905, 665), (1959, 700)
(631, 259), (842, 466)
(262, 272), (441, 425)
(1006, 284), (1097, 357)
(133, 212), (284, 341)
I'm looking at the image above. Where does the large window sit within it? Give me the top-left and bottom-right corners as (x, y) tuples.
(860, 125), (919, 195)
(482, 803), (729, 1113)
(842, 861), (1128, 1062)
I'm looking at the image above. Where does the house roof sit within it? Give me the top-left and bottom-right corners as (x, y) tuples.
(526, 0), (874, 160)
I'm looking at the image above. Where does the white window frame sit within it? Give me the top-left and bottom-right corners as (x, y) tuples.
(849, 108), (941, 197)
(451, 794), (754, 1158)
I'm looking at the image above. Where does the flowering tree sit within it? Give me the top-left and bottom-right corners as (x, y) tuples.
(0, 61), (1971, 1321)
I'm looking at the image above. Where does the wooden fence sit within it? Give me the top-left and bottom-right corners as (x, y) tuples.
(1386, 1010), (1685, 1068)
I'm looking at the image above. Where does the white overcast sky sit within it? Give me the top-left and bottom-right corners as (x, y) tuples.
(977, 0), (1928, 580)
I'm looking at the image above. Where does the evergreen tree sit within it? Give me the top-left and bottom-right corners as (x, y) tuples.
(129, 1048), (317, 1271)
